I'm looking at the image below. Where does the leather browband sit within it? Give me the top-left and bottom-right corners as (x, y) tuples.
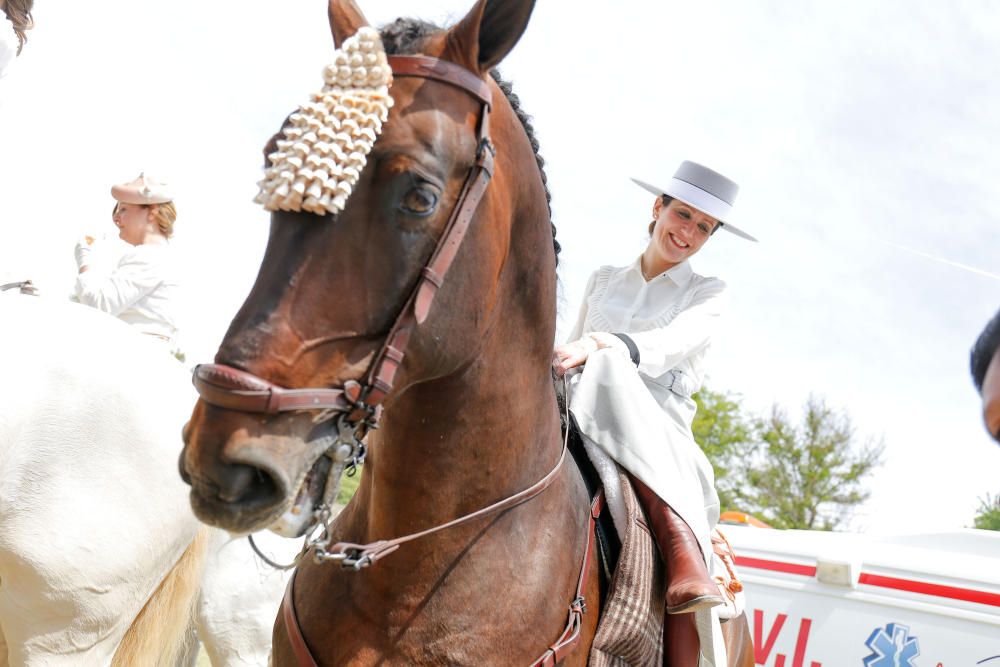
(388, 54), (493, 108)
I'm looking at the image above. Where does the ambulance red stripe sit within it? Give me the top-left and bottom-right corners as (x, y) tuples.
(857, 573), (1000, 608)
(735, 556), (1000, 607)
(735, 556), (817, 577)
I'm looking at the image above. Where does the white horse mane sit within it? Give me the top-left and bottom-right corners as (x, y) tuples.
(254, 27), (394, 216)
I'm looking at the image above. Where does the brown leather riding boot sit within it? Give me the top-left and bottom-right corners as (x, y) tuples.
(629, 474), (723, 615)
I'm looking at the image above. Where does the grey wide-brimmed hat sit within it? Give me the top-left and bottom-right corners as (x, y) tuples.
(631, 160), (757, 242)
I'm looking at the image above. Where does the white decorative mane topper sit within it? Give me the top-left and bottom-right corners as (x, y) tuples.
(255, 27), (393, 216)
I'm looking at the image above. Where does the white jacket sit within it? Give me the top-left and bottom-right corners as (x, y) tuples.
(75, 243), (181, 344)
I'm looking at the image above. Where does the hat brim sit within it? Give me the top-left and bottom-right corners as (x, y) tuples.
(631, 177), (757, 242)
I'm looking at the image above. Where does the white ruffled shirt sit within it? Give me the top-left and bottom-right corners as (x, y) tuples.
(74, 243), (181, 343)
(567, 257), (727, 418)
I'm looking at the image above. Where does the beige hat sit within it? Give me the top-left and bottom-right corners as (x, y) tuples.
(111, 173), (173, 205)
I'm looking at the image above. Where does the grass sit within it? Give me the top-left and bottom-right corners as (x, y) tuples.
(336, 464), (362, 505)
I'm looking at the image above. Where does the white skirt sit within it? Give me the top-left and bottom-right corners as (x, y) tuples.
(568, 349), (720, 562)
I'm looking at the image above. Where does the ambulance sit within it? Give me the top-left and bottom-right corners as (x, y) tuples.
(720, 514), (1000, 666)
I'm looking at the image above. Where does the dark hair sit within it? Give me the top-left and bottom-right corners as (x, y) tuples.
(648, 194), (723, 236)
(971, 308), (1000, 393)
(4, 0), (34, 55)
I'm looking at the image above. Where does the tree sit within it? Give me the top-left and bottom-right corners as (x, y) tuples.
(732, 396), (884, 530)
(973, 493), (1000, 531)
(692, 388), (752, 511)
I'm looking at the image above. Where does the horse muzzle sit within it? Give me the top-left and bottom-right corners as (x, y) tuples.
(180, 406), (339, 534)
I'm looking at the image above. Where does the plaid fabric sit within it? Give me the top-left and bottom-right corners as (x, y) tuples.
(589, 468), (664, 667)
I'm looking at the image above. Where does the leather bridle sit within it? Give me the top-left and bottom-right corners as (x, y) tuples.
(191, 54), (573, 559)
(193, 54), (496, 438)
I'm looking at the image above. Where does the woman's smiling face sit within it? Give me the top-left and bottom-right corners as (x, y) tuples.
(649, 197), (719, 265)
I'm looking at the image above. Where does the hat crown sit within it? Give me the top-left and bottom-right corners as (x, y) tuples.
(111, 172), (173, 205)
(673, 160), (738, 206)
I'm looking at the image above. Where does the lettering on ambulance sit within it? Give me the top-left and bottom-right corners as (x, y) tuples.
(753, 609), (821, 667)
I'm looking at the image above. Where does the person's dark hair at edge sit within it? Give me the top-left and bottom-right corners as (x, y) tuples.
(971, 307), (1000, 393)
(4, 0), (34, 55)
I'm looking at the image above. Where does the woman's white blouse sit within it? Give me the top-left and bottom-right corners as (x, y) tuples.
(567, 258), (727, 413)
(74, 244), (181, 343)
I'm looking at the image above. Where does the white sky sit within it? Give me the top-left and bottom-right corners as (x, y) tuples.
(2, 0), (998, 533)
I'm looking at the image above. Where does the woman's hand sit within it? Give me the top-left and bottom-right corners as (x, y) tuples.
(74, 236), (94, 270)
(552, 337), (599, 377)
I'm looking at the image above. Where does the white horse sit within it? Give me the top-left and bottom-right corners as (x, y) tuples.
(0, 294), (294, 666)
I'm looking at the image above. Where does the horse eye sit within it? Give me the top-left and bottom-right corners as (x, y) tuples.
(399, 187), (439, 217)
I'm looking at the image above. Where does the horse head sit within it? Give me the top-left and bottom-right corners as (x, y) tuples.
(180, 0), (553, 535)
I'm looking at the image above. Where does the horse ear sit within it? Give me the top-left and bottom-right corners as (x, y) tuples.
(447, 0), (536, 74)
(327, 0), (370, 48)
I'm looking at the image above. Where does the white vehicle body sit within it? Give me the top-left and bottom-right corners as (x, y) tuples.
(723, 524), (1000, 667)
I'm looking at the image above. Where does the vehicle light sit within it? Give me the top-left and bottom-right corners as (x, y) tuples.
(816, 558), (859, 587)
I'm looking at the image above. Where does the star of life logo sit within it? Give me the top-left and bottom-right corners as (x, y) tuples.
(863, 623), (920, 667)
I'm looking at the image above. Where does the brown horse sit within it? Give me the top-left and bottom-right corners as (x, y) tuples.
(179, 0), (753, 664)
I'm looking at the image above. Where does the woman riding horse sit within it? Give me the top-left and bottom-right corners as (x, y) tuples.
(74, 173), (182, 351)
(179, 1), (754, 664)
(554, 160), (755, 664)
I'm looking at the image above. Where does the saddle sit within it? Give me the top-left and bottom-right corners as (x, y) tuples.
(560, 380), (746, 666)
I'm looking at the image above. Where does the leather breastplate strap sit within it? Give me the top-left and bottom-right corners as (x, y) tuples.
(281, 490), (605, 667)
(193, 53), (494, 430)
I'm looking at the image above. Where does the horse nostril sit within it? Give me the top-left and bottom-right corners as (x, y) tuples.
(178, 449), (192, 485)
(215, 463), (278, 505)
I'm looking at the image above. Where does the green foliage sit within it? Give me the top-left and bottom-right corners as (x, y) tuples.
(693, 390), (883, 531)
(973, 493), (1000, 530)
(736, 396), (884, 530)
(692, 388), (751, 511)
(336, 465), (362, 505)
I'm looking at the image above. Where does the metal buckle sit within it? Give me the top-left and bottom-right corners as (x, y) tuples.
(313, 545), (373, 570)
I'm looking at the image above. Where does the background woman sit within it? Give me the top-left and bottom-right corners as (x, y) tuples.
(553, 160), (755, 664)
(74, 173), (182, 350)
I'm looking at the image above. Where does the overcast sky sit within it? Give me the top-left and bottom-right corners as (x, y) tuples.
(2, 0), (998, 533)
